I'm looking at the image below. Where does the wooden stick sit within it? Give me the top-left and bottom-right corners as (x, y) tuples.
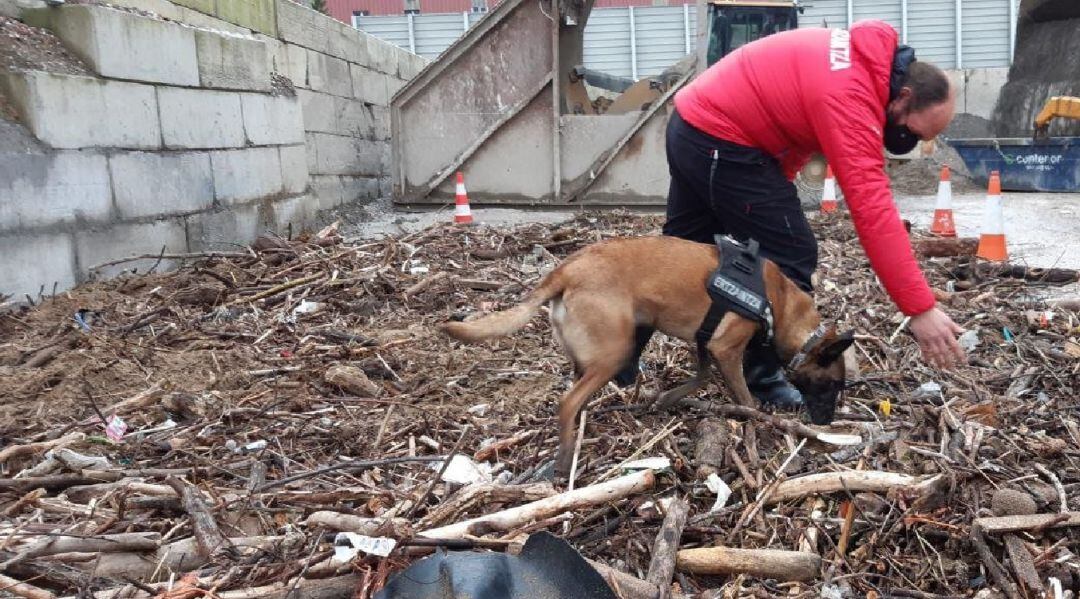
(404, 271), (450, 297)
(567, 409), (588, 492)
(304, 512), (413, 537)
(10, 533), (160, 560)
(419, 470), (656, 539)
(474, 430), (538, 462)
(972, 512), (1080, 534)
(1003, 533), (1043, 594)
(165, 477), (231, 559)
(1034, 463), (1069, 513)
(766, 471), (942, 505)
(970, 524), (1021, 599)
(676, 546), (821, 582)
(584, 559), (662, 599)
(418, 482), (556, 529)
(231, 273), (324, 305)
(836, 444), (872, 558)
(0, 573), (55, 599)
(646, 497), (690, 599)
(677, 401), (860, 446)
(0, 433), (85, 465)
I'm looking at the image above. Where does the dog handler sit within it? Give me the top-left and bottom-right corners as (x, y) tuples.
(615, 20), (966, 408)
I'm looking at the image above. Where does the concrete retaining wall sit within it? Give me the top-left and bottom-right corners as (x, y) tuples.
(1, 0), (425, 303)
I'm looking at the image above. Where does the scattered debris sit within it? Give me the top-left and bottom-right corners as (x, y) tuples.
(1, 211), (1078, 597)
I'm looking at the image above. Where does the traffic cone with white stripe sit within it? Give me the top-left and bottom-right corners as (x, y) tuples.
(820, 165), (838, 213)
(454, 171), (474, 225)
(930, 165), (956, 237)
(976, 170), (1007, 261)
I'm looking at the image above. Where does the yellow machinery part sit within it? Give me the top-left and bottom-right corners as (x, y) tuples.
(1033, 96), (1080, 138)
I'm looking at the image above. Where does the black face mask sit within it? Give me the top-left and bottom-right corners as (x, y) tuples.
(885, 45), (920, 155)
(884, 112), (919, 155)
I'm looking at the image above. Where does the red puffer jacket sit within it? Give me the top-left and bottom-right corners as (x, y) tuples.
(674, 20), (935, 317)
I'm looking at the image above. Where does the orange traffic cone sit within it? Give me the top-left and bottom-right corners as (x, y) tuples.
(976, 171), (1007, 261)
(454, 172), (474, 225)
(930, 165), (956, 237)
(820, 165), (838, 213)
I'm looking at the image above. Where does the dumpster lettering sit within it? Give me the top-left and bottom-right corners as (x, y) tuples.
(1002, 153), (1065, 171)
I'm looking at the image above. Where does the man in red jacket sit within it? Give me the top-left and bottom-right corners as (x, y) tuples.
(615, 20), (965, 410)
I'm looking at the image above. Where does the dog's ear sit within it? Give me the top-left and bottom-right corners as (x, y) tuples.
(816, 329), (855, 366)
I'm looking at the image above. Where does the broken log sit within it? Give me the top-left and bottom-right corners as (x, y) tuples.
(676, 401), (861, 447)
(766, 471), (942, 505)
(676, 546), (821, 582)
(165, 477), (231, 559)
(0, 433), (85, 465)
(64, 480), (176, 504)
(952, 263), (1080, 283)
(419, 470), (656, 539)
(418, 481), (556, 529)
(693, 419), (728, 479)
(584, 559), (662, 599)
(646, 498), (690, 599)
(972, 512), (1080, 534)
(10, 532), (159, 560)
(912, 237), (979, 258)
(0, 573), (55, 599)
(1003, 533), (1043, 594)
(304, 512), (414, 537)
(474, 430), (539, 462)
(323, 365), (382, 397)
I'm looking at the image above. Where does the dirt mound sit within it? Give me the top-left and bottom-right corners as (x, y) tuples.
(889, 140), (981, 195)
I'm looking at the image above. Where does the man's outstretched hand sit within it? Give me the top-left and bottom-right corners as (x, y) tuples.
(909, 307), (966, 368)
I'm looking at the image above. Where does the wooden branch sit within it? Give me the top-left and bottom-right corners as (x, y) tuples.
(0, 433), (85, 465)
(12, 532), (159, 559)
(972, 512), (1080, 535)
(53, 536), (289, 580)
(0, 573), (55, 599)
(474, 430), (539, 462)
(304, 512), (414, 537)
(766, 471), (942, 505)
(65, 480), (177, 504)
(676, 546), (821, 582)
(584, 558), (662, 599)
(419, 470), (657, 539)
(693, 419), (728, 479)
(1003, 533), (1043, 594)
(646, 498), (690, 599)
(418, 482), (555, 529)
(677, 401), (861, 447)
(216, 574), (361, 599)
(404, 271), (450, 297)
(165, 477), (231, 559)
(970, 524), (1021, 599)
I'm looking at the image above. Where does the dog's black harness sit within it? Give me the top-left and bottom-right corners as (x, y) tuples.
(694, 236), (775, 368)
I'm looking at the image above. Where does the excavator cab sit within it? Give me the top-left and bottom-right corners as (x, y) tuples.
(705, 1), (800, 66)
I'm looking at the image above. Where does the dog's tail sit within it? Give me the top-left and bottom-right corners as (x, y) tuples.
(438, 268), (566, 343)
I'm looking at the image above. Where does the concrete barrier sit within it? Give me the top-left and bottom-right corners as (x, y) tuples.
(350, 64), (390, 105)
(195, 30), (272, 91)
(210, 147), (284, 204)
(158, 87), (246, 149)
(0, 152), (112, 231)
(241, 93), (304, 145)
(1, 233), (77, 299)
(307, 49), (353, 98)
(109, 152), (215, 218)
(280, 145), (310, 194)
(1, 71), (161, 149)
(76, 219), (189, 279)
(31, 4), (200, 86)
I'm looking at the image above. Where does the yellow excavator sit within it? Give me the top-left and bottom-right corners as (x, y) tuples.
(1033, 96), (1080, 139)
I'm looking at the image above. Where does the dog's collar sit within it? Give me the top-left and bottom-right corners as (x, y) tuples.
(787, 323), (829, 370)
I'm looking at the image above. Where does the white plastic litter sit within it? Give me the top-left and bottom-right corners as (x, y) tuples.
(434, 455), (493, 485)
(467, 403), (491, 417)
(705, 473), (732, 512)
(621, 457), (671, 471)
(915, 381), (942, 398)
(292, 301), (321, 316)
(959, 329), (980, 352)
(333, 532), (397, 562)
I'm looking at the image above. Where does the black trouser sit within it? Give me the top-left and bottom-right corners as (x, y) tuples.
(615, 109), (818, 384)
(661, 109), (818, 286)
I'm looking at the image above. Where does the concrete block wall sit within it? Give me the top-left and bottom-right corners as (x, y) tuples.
(1, 0), (425, 303)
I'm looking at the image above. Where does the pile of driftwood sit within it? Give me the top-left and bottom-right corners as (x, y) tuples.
(1, 211), (1078, 599)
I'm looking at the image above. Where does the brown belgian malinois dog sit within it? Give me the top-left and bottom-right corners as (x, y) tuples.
(439, 236), (854, 477)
